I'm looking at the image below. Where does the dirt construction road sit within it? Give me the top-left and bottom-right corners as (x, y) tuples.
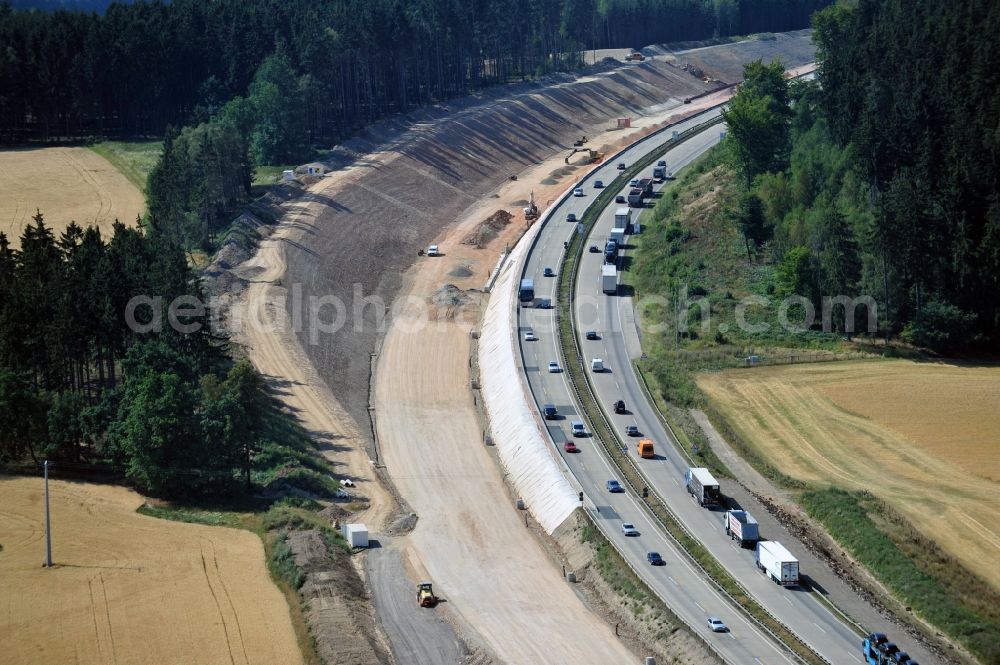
(0, 476), (301, 665)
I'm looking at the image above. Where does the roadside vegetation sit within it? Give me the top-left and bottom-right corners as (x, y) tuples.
(87, 140), (162, 193)
(626, 3), (1000, 661)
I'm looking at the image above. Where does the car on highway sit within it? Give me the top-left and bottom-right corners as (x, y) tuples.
(630, 178), (639, 187)
(536, 298), (552, 309)
(613, 399), (626, 414)
(617, 162), (626, 170)
(543, 404), (558, 420)
(547, 361), (560, 373)
(594, 180), (603, 188)
(543, 267), (555, 277)
(615, 194), (626, 204)
(573, 187), (584, 197)
(563, 441), (579, 453)
(606, 479), (623, 493)
(646, 552), (665, 566)
(585, 330), (600, 340)
(523, 330), (537, 341)
(707, 617), (727, 633)
(625, 425), (640, 437)
(571, 421), (586, 437)
(588, 244), (600, 253)
(621, 522), (639, 536)
(566, 212), (577, 222)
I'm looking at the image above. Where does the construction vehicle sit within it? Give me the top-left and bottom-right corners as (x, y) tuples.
(637, 439), (655, 458)
(573, 135), (588, 146)
(565, 148), (604, 165)
(522, 191), (539, 221)
(417, 582), (439, 607)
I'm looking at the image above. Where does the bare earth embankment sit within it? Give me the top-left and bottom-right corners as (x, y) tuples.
(0, 147), (144, 244)
(0, 476), (301, 665)
(696, 359), (1000, 591)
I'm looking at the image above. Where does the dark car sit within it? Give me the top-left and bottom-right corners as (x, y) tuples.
(646, 552), (665, 566)
(543, 404), (558, 420)
(617, 162), (626, 170)
(625, 425), (640, 437)
(594, 180), (604, 188)
(615, 195), (626, 204)
(588, 244), (600, 253)
(536, 298), (552, 309)
(585, 330), (600, 340)
(566, 212), (577, 222)
(606, 479), (623, 493)
(543, 267), (555, 277)
(613, 400), (626, 414)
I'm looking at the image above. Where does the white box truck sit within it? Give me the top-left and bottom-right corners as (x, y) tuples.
(724, 509), (759, 548)
(609, 226), (625, 244)
(614, 207), (632, 229)
(685, 467), (721, 506)
(601, 264), (617, 295)
(756, 541), (799, 586)
(342, 523), (369, 548)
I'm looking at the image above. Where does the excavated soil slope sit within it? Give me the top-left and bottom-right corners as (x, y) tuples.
(283, 32), (815, 437)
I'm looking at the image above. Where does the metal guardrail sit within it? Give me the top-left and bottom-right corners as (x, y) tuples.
(580, 507), (733, 664)
(551, 122), (829, 664)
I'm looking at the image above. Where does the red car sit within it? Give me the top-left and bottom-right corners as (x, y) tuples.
(563, 441), (580, 453)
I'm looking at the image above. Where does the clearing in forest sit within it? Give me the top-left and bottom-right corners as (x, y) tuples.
(0, 147), (145, 246)
(696, 359), (1000, 591)
(0, 476), (302, 665)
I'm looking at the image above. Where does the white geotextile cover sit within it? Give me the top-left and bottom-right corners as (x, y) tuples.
(478, 217), (578, 534)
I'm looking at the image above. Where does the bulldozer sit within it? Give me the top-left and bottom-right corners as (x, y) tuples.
(417, 582), (439, 608)
(523, 191), (539, 221)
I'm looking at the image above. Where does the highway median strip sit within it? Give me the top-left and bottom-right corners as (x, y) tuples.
(553, 119), (827, 665)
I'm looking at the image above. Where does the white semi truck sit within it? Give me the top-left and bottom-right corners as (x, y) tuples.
(601, 264), (617, 295)
(724, 509), (759, 548)
(755, 541), (799, 586)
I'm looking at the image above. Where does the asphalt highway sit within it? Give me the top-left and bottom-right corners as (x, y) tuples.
(517, 112), (864, 664)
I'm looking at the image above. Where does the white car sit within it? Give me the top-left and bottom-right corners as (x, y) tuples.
(523, 330), (537, 342)
(547, 361), (560, 373)
(707, 617), (727, 633)
(573, 188), (584, 197)
(426, 245), (440, 256)
(621, 522), (638, 536)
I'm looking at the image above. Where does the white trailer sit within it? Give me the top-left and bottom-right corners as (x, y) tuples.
(609, 226), (625, 244)
(342, 523), (369, 548)
(685, 467), (721, 506)
(756, 541), (799, 586)
(724, 509), (759, 548)
(601, 264), (617, 295)
(614, 207), (632, 229)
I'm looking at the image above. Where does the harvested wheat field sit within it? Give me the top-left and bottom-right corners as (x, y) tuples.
(696, 359), (1000, 591)
(0, 147), (144, 245)
(0, 476), (302, 665)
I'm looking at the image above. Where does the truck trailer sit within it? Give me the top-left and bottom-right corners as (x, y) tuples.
(755, 541), (799, 586)
(601, 264), (617, 295)
(609, 226), (625, 245)
(724, 510), (759, 547)
(614, 207), (632, 230)
(518, 278), (534, 302)
(627, 187), (644, 207)
(685, 467), (721, 506)
(638, 178), (653, 198)
(652, 165), (666, 181)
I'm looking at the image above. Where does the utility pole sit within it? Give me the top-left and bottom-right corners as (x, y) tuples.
(43, 460), (52, 567)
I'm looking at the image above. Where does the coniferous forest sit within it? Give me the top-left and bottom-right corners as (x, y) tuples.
(0, 0), (829, 143)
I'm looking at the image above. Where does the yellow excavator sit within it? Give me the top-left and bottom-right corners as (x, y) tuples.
(417, 582), (439, 608)
(565, 148), (604, 165)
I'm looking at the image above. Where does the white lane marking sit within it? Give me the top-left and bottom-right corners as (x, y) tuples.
(668, 576), (678, 585)
(695, 602), (705, 612)
(671, 477), (679, 485)
(849, 653), (861, 662)
(728, 632), (737, 640)
(812, 622), (827, 634)
(784, 596), (793, 606)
